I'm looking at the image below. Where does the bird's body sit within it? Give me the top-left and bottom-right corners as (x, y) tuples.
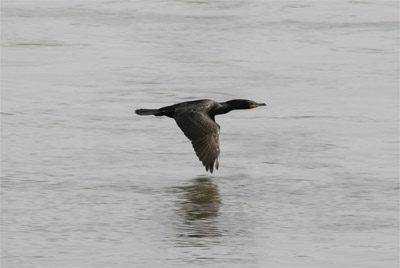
(135, 99), (266, 173)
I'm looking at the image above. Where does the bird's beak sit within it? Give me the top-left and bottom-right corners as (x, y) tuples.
(250, 102), (267, 108)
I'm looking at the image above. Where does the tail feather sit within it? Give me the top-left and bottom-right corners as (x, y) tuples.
(135, 109), (159, 116)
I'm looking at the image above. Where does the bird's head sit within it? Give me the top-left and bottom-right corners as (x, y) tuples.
(227, 99), (267, 109)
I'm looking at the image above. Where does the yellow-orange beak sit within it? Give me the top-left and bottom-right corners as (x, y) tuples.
(250, 102), (266, 108)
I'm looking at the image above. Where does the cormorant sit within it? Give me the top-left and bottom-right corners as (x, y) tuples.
(135, 99), (266, 173)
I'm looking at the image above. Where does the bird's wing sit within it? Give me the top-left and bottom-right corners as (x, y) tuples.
(174, 111), (220, 173)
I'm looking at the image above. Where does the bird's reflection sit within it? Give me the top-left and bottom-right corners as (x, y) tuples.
(174, 176), (221, 241)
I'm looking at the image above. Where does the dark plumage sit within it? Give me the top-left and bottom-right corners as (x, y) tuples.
(135, 99), (266, 173)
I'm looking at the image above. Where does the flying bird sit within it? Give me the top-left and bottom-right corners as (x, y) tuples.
(135, 99), (266, 173)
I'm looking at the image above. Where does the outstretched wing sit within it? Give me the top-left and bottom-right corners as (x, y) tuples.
(174, 111), (220, 173)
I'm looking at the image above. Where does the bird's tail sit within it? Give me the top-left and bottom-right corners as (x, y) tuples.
(135, 109), (159, 116)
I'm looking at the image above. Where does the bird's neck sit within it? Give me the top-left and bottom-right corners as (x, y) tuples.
(213, 101), (241, 115)
(212, 102), (230, 115)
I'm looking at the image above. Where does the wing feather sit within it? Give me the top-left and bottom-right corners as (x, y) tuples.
(174, 111), (220, 173)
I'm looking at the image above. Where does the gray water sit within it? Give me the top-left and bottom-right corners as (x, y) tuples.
(1, 0), (399, 267)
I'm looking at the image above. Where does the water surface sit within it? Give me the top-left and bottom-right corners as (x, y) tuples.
(1, 0), (399, 267)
